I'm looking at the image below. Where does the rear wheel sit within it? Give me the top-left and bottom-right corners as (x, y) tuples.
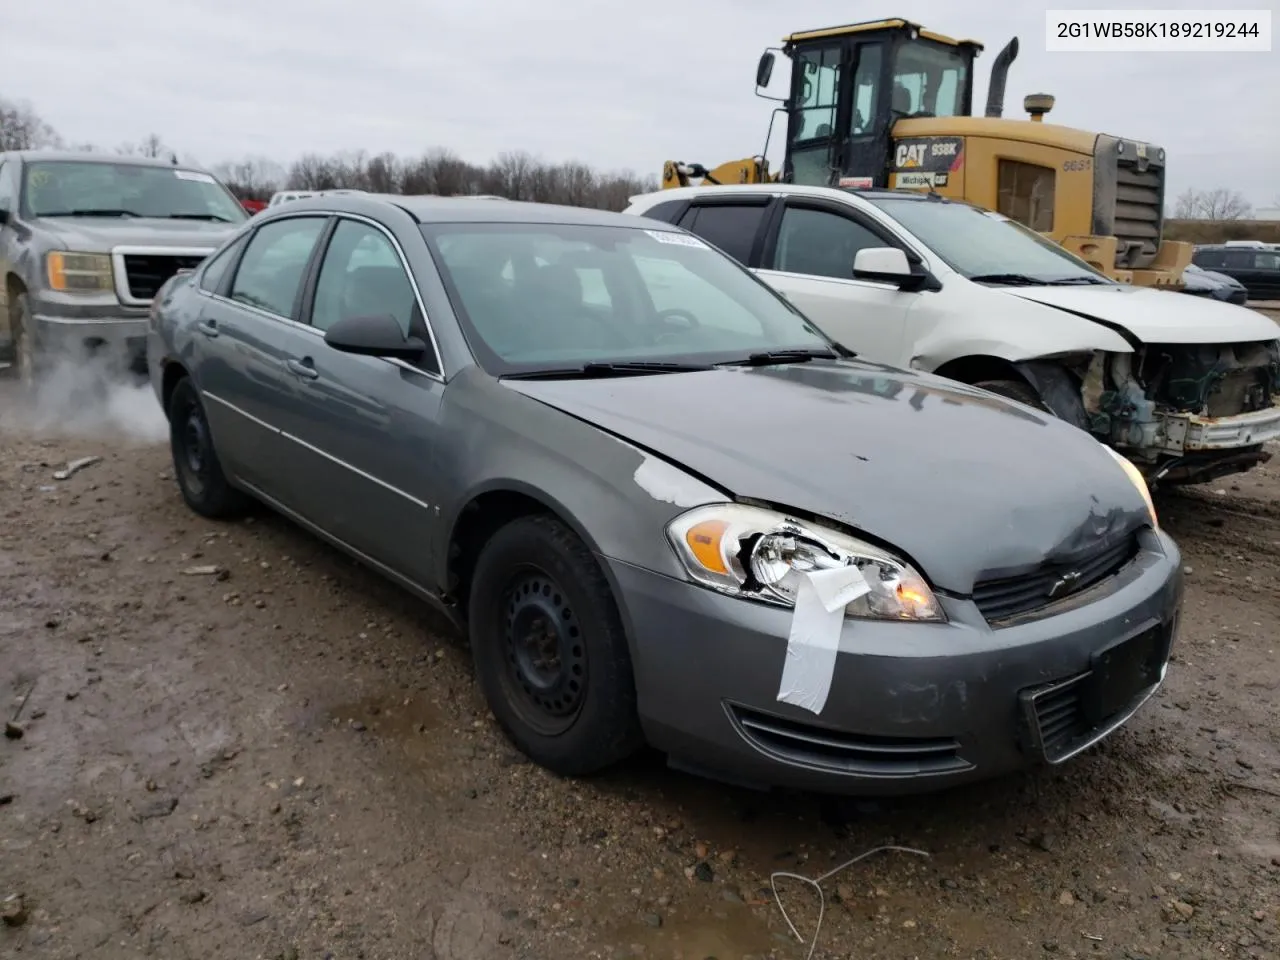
(467, 514), (643, 776)
(973, 378), (1048, 412)
(166, 375), (250, 519)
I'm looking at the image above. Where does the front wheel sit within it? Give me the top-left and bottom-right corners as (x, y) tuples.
(468, 515), (643, 776)
(973, 378), (1048, 411)
(1, 292), (41, 387)
(166, 375), (251, 519)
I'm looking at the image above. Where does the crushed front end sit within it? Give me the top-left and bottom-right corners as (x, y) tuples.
(1080, 340), (1280, 484)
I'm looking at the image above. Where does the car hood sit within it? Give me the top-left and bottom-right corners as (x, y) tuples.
(1199, 268), (1246, 290)
(1002, 283), (1278, 345)
(505, 361), (1151, 594)
(34, 216), (240, 251)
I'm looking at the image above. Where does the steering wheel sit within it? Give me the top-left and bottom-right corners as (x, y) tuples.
(654, 308), (701, 330)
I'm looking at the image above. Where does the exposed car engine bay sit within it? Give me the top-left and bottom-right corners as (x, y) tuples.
(1077, 339), (1280, 483)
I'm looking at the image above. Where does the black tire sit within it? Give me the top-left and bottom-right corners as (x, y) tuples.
(973, 378), (1048, 411)
(468, 514), (643, 776)
(1, 291), (41, 387)
(166, 376), (251, 519)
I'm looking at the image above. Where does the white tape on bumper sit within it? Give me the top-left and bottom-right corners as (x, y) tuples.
(776, 565), (871, 715)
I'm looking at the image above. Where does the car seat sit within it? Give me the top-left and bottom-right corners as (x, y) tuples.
(892, 82), (913, 115)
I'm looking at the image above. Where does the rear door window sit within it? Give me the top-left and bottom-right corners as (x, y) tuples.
(681, 203), (770, 264)
(229, 216), (328, 318)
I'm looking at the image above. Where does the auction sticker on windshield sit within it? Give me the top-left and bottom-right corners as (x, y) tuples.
(644, 230), (709, 249)
(174, 170), (216, 183)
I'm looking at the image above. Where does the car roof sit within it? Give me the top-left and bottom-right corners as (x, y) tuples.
(1, 149), (212, 172)
(261, 192), (671, 229)
(628, 182), (966, 212)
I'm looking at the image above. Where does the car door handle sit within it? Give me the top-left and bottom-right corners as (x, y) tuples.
(285, 358), (319, 380)
(196, 318), (218, 338)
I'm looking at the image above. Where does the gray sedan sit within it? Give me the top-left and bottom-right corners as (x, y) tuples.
(147, 193), (1184, 795)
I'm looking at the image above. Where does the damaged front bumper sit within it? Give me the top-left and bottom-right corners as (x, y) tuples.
(610, 529), (1182, 796)
(1159, 402), (1280, 452)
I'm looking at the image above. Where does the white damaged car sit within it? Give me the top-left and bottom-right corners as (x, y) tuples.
(625, 185), (1280, 485)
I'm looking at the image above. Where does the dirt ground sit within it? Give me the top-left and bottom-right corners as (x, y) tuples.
(1, 378), (1278, 960)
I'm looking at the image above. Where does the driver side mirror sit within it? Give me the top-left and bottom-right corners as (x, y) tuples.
(756, 51), (775, 89)
(324, 313), (426, 361)
(853, 247), (934, 291)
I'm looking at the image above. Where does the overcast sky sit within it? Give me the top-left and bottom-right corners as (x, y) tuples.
(2, 0), (1276, 207)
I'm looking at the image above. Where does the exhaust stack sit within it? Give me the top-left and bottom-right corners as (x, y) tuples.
(984, 37), (1020, 118)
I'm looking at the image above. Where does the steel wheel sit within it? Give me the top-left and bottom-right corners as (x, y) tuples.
(468, 514), (642, 775)
(501, 567), (588, 735)
(166, 375), (250, 519)
(177, 398), (212, 498)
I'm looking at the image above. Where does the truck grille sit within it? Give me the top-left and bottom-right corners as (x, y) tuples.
(120, 252), (210, 302)
(971, 533), (1139, 625)
(1092, 135), (1167, 271)
(1113, 158), (1163, 267)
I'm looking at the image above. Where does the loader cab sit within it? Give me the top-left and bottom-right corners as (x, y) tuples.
(769, 19), (982, 188)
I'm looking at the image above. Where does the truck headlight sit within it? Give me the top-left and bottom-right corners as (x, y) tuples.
(46, 251), (114, 294)
(666, 503), (944, 622)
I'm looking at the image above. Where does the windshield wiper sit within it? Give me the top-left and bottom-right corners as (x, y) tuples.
(724, 348), (843, 367)
(968, 273), (1046, 286)
(971, 273), (1107, 287)
(38, 208), (140, 218)
(502, 360), (714, 380)
(166, 213), (235, 222)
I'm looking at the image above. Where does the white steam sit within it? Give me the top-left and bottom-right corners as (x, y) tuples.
(0, 349), (168, 445)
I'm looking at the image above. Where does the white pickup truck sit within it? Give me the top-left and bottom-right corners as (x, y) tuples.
(625, 184), (1280, 486)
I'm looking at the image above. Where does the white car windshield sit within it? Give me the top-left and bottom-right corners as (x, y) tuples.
(421, 222), (838, 374)
(22, 161), (248, 224)
(867, 196), (1110, 286)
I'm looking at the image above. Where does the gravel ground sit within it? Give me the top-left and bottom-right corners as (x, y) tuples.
(1, 378), (1278, 960)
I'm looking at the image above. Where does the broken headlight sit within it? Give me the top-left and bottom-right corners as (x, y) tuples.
(666, 503), (944, 622)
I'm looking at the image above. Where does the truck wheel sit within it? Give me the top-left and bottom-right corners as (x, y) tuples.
(166, 375), (251, 519)
(973, 378), (1048, 412)
(1, 292), (40, 387)
(467, 514), (643, 777)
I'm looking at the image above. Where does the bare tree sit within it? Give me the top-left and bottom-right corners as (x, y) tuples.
(489, 151), (537, 201)
(211, 156), (287, 200)
(1173, 187), (1253, 220)
(0, 96), (62, 151)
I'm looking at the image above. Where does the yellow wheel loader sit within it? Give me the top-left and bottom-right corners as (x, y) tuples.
(662, 18), (1191, 287)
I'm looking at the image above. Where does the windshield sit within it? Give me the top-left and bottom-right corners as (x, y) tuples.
(891, 41), (968, 117)
(866, 197), (1109, 283)
(421, 222), (836, 374)
(21, 161), (248, 223)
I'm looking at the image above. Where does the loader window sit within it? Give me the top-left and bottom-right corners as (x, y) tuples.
(997, 160), (1056, 233)
(891, 41), (968, 118)
(793, 44), (841, 141)
(850, 44), (883, 136)
(788, 43), (842, 185)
